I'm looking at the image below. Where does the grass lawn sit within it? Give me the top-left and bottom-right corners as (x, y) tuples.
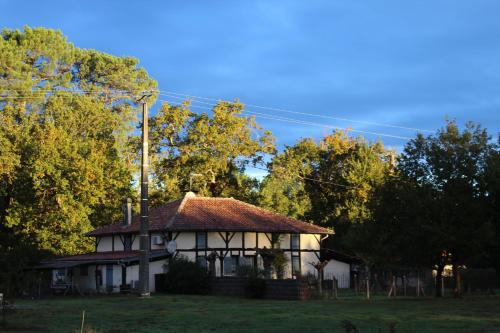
(2, 294), (500, 333)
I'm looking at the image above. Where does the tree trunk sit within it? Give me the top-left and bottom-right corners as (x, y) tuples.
(435, 264), (444, 297)
(452, 262), (461, 298)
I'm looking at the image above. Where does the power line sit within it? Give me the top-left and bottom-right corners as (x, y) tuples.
(157, 90), (433, 133)
(2, 90), (417, 141)
(157, 97), (413, 141)
(248, 165), (362, 189)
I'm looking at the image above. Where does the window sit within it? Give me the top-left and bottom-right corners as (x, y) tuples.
(124, 235), (132, 251)
(291, 256), (301, 276)
(291, 234), (300, 250)
(240, 256), (254, 269)
(80, 265), (88, 276)
(223, 256), (239, 276)
(196, 232), (207, 249)
(196, 256), (208, 270)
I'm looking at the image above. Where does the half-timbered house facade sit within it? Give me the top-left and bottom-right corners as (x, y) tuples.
(43, 192), (332, 293)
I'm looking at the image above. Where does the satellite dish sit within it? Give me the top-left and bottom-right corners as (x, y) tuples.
(166, 240), (177, 254)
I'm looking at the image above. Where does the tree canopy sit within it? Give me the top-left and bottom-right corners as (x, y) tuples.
(0, 27), (157, 256)
(146, 100), (275, 205)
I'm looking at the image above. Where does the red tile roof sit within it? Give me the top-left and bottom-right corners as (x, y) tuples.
(52, 251), (143, 261)
(37, 250), (168, 269)
(88, 193), (332, 236)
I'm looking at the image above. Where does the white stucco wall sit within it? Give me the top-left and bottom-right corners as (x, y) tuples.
(301, 234), (321, 251)
(301, 251), (320, 276)
(175, 232), (195, 250)
(113, 235), (124, 251)
(207, 232), (225, 248)
(258, 233), (272, 248)
(244, 232), (256, 248)
(96, 237), (113, 252)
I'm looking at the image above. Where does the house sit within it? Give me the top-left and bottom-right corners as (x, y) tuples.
(40, 192), (333, 293)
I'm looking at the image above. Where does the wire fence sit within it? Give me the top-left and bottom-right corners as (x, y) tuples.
(313, 269), (499, 299)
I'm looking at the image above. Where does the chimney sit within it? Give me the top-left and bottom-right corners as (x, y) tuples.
(122, 198), (132, 226)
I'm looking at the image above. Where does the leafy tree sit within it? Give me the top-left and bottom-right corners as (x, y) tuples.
(0, 26), (157, 267)
(147, 100), (275, 205)
(396, 120), (495, 297)
(483, 135), (500, 270)
(261, 131), (391, 250)
(258, 138), (318, 219)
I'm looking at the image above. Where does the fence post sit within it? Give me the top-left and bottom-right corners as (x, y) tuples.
(403, 275), (407, 296)
(366, 277), (370, 300)
(417, 272), (420, 297)
(333, 277), (338, 299)
(354, 273), (358, 296)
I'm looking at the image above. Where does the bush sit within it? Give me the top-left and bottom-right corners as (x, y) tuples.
(160, 256), (211, 294)
(236, 265), (257, 278)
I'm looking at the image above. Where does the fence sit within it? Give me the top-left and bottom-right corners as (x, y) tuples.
(211, 277), (310, 300)
(324, 273), (350, 289)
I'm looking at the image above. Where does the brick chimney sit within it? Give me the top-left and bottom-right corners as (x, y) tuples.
(122, 198), (132, 226)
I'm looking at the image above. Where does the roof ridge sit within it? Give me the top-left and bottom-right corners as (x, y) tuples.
(164, 193), (192, 229)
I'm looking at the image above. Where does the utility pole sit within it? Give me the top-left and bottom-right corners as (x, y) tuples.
(138, 93), (152, 297)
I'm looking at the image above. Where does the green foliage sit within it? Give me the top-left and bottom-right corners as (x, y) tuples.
(0, 27), (157, 260)
(161, 256), (211, 294)
(260, 131), (391, 257)
(345, 120), (500, 294)
(397, 121), (495, 267)
(146, 100), (275, 205)
(258, 138), (317, 218)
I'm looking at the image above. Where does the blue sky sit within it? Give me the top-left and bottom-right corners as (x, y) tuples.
(2, 0), (499, 177)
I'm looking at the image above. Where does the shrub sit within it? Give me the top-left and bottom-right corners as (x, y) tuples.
(161, 256), (211, 294)
(236, 265), (257, 278)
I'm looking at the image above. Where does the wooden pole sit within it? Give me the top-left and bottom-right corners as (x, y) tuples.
(139, 98), (151, 297)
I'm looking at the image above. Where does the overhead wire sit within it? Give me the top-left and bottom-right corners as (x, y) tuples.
(0, 87), (382, 188)
(247, 165), (362, 189)
(157, 89), (433, 133)
(1, 87), (419, 140)
(157, 97), (413, 140)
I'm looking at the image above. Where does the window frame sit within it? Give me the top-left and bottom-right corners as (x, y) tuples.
(291, 255), (301, 277)
(291, 234), (300, 250)
(196, 232), (207, 250)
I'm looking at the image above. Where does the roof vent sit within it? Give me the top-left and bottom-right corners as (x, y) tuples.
(185, 191), (196, 198)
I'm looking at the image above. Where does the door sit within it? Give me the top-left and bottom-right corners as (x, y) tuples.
(106, 264), (114, 290)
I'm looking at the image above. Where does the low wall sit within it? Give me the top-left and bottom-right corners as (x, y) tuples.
(211, 277), (310, 300)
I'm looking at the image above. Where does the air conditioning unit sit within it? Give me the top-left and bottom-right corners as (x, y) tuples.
(152, 235), (164, 245)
